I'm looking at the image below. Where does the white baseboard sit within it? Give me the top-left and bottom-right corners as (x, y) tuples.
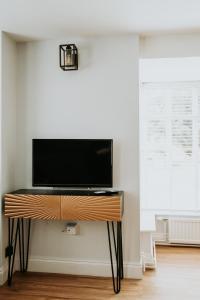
(141, 253), (156, 270)
(0, 263), (8, 285)
(16, 256), (143, 279)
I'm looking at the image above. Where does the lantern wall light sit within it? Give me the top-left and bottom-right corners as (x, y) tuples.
(59, 44), (78, 71)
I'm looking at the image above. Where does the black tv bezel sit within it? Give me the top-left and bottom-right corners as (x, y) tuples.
(32, 138), (113, 188)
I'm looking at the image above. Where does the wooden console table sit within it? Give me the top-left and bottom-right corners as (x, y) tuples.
(4, 189), (124, 293)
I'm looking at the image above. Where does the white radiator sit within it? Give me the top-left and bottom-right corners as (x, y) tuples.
(168, 217), (200, 245)
(153, 218), (168, 242)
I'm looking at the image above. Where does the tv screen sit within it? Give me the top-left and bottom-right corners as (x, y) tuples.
(32, 139), (113, 188)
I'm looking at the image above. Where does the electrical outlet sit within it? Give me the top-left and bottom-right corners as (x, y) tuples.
(62, 222), (79, 235)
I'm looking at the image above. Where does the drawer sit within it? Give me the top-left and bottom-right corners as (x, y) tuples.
(61, 195), (122, 221)
(4, 194), (61, 220)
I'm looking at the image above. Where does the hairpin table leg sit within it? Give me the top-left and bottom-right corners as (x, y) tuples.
(7, 218), (32, 285)
(7, 218), (20, 286)
(25, 219), (31, 272)
(18, 218), (31, 272)
(107, 221), (123, 294)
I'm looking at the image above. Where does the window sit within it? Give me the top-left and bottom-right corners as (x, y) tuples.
(140, 81), (200, 211)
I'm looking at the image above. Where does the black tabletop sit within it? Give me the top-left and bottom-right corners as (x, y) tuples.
(9, 189), (124, 196)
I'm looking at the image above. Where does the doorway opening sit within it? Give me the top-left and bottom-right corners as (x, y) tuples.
(140, 57), (200, 270)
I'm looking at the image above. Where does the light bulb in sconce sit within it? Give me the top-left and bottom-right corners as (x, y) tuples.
(65, 47), (73, 66)
(60, 44), (78, 71)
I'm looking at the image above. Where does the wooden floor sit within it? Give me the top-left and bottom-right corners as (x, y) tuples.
(1, 246), (200, 299)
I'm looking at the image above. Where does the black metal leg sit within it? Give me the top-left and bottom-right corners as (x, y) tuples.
(111, 222), (124, 280)
(119, 222), (124, 279)
(111, 222), (117, 257)
(7, 218), (31, 285)
(19, 218), (31, 272)
(7, 218), (13, 285)
(21, 219), (25, 272)
(18, 219), (23, 272)
(107, 221), (123, 294)
(7, 218), (20, 286)
(25, 219), (31, 272)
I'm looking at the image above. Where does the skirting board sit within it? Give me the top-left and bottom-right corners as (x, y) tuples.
(0, 264), (8, 286)
(16, 256), (143, 280)
(141, 253), (156, 270)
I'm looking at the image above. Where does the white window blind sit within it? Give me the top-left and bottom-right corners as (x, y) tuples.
(140, 82), (200, 211)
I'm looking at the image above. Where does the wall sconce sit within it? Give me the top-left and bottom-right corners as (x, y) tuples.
(59, 44), (78, 71)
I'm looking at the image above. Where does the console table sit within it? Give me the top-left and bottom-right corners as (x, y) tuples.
(4, 189), (124, 294)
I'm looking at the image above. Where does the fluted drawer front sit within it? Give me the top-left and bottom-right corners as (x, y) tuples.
(4, 194), (61, 220)
(61, 195), (122, 221)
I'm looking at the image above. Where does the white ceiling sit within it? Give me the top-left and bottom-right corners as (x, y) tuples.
(1, 0), (200, 41)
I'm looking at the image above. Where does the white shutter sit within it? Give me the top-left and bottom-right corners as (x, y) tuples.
(140, 81), (200, 211)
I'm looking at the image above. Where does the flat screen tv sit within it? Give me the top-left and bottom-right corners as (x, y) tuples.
(32, 139), (113, 188)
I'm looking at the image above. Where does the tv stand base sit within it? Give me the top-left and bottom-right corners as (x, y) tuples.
(4, 189), (124, 293)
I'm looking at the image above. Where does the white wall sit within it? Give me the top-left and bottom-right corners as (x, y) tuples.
(0, 31), (2, 283)
(0, 32), (17, 284)
(140, 57), (200, 82)
(16, 35), (141, 278)
(140, 33), (200, 58)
